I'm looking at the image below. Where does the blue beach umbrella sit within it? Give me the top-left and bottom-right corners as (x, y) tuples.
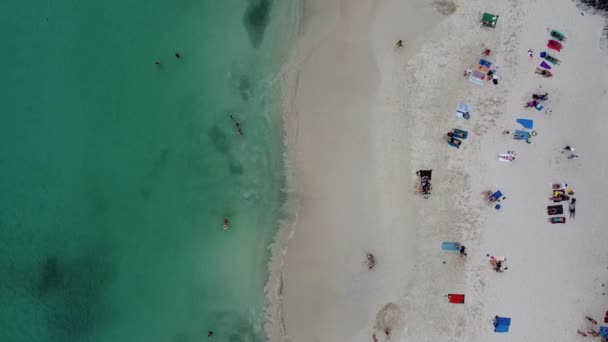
(516, 118), (534, 129)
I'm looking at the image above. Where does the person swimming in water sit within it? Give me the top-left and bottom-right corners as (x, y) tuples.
(229, 114), (243, 136)
(223, 218), (230, 230)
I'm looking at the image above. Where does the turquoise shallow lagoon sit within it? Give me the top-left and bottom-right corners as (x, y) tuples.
(0, 1), (297, 341)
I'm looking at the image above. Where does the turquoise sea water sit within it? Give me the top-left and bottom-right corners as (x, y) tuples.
(0, 1), (297, 341)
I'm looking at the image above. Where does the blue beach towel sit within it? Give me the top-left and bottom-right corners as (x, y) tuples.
(479, 59), (492, 68)
(494, 317), (511, 333)
(599, 326), (608, 338)
(516, 118), (534, 129)
(442, 242), (460, 251)
(514, 130), (530, 140)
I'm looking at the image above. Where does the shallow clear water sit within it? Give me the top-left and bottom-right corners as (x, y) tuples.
(0, 1), (297, 341)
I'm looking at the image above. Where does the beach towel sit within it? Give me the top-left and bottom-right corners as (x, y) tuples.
(600, 326), (608, 338)
(516, 118), (533, 129)
(550, 29), (566, 42)
(448, 294), (465, 304)
(514, 130), (530, 140)
(543, 53), (560, 65)
(548, 39), (562, 52)
(547, 205), (563, 215)
(494, 317), (511, 333)
(456, 102), (472, 118)
(481, 13), (498, 28)
(498, 153), (515, 162)
(469, 70), (486, 86)
(548, 217), (566, 224)
(540, 61), (552, 70)
(442, 242), (460, 251)
(479, 59), (492, 68)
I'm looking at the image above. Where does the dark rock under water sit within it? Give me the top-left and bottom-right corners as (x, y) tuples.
(243, 0), (273, 48)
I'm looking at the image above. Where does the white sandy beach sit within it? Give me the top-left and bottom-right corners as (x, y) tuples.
(267, 0), (608, 341)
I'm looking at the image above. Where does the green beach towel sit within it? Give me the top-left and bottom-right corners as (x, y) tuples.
(481, 13), (499, 28)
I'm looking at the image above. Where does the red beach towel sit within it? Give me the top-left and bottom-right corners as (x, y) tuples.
(448, 294), (465, 304)
(547, 40), (562, 52)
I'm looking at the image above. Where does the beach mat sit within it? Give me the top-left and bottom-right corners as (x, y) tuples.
(540, 61), (552, 70)
(548, 39), (562, 52)
(548, 217), (566, 224)
(547, 205), (563, 215)
(498, 153), (515, 162)
(494, 317), (511, 333)
(442, 242), (460, 251)
(514, 130), (530, 140)
(448, 294), (465, 303)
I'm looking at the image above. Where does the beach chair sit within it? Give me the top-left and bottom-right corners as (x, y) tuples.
(550, 30), (566, 42)
(547, 205), (563, 215)
(481, 13), (499, 28)
(494, 316), (511, 333)
(447, 294), (465, 304)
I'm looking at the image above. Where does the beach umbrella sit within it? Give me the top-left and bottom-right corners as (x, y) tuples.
(516, 118), (534, 129)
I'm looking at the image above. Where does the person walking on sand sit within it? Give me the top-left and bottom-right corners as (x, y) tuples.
(569, 198), (576, 218)
(464, 66), (472, 77)
(527, 49), (533, 60)
(586, 316), (598, 325)
(459, 245), (467, 256)
(396, 40), (403, 48)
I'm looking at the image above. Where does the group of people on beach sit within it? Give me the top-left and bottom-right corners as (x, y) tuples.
(487, 254), (508, 272)
(366, 253), (376, 270)
(577, 316), (602, 337)
(463, 48), (500, 84)
(563, 145), (579, 159)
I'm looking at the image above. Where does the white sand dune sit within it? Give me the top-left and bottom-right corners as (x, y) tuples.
(267, 0), (608, 341)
